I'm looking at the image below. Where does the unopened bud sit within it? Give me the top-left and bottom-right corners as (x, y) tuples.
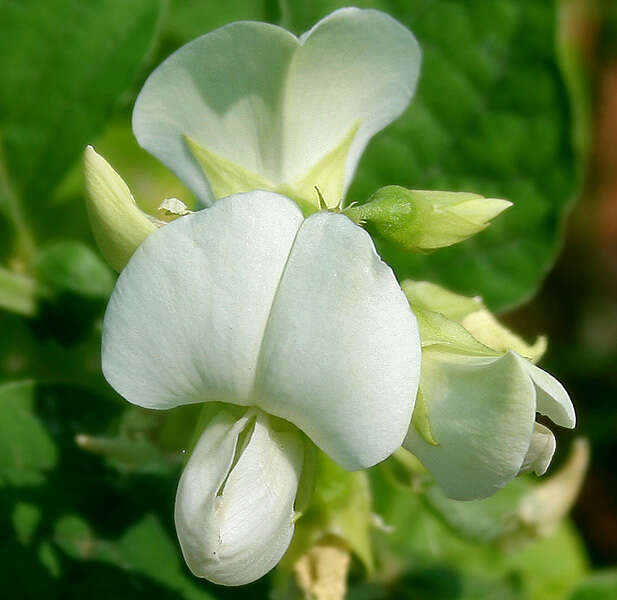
(84, 146), (158, 271)
(345, 186), (511, 252)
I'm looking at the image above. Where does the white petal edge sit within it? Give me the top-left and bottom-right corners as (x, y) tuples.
(175, 410), (303, 586)
(404, 351), (536, 500)
(255, 211), (421, 470)
(515, 355), (576, 428)
(102, 192), (304, 410)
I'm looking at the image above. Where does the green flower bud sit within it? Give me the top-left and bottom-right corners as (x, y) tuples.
(345, 186), (511, 252)
(83, 146), (158, 272)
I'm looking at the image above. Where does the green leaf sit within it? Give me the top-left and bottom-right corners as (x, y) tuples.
(54, 513), (218, 600)
(421, 478), (533, 544)
(283, 0), (581, 311)
(164, 0), (273, 45)
(0, 381), (57, 486)
(569, 570), (617, 600)
(369, 468), (588, 600)
(35, 241), (114, 299)
(0, 0), (162, 204)
(0, 266), (38, 317)
(31, 241), (115, 343)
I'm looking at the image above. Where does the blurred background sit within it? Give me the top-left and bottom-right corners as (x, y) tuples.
(0, 0), (616, 598)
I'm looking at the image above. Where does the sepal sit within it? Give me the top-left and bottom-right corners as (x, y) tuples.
(83, 146), (158, 271)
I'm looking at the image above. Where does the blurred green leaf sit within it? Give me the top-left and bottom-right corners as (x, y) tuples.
(369, 468), (588, 600)
(421, 478), (533, 544)
(569, 570), (617, 600)
(165, 0), (273, 44)
(283, 0), (581, 311)
(54, 513), (218, 600)
(35, 241), (114, 299)
(0, 381), (57, 486)
(0, 266), (38, 316)
(31, 241), (114, 344)
(512, 522), (590, 600)
(0, 0), (162, 204)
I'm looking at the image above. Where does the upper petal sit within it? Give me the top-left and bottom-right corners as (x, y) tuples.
(133, 22), (297, 205)
(404, 351), (536, 500)
(255, 211), (421, 470)
(102, 192), (304, 410)
(133, 8), (420, 206)
(175, 410), (303, 585)
(281, 7), (421, 197)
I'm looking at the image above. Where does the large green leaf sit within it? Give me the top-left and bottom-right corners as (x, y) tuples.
(282, 0), (580, 311)
(569, 571), (617, 600)
(0, 0), (161, 205)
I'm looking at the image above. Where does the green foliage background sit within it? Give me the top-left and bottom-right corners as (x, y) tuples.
(0, 0), (615, 598)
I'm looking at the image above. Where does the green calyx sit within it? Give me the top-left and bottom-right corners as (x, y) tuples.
(403, 280), (546, 362)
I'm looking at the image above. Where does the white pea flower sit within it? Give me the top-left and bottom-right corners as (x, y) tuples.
(402, 281), (576, 501)
(132, 7), (421, 211)
(102, 191), (421, 584)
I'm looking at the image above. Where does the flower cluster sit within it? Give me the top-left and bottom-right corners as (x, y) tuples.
(85, 7), (575, 587)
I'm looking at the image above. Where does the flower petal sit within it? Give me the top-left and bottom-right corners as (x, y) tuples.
(133, 8), (420, 206)
(255, 211), (421, 470)
(133, 21), (296, 205)
(103, 190), (421, 471)
(404, 351), (536, 500)
(517, 357), (576, 428)
(519, 422), (556, 476)
(175, 410), (303, 585)
(102, 192), (304, 410)
(281, 7), (421, 200)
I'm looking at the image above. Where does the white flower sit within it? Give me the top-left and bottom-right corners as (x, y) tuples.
(102, 191), (421, 584)
(402, 281), (576, 501)
(132, 8), (421, 211)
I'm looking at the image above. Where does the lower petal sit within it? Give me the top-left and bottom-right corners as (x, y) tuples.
(519, 422), (556, 476)
(175, 410), (303, 585)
